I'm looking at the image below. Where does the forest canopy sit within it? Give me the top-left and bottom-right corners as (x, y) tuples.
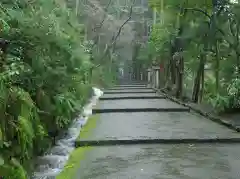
(0, 0), (120, 178)
(135, 0), (240, 112)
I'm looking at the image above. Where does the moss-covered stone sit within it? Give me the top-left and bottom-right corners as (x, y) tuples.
(77, 114), (100, 140)
(56, 146), (92, 179)
(56, 114), (100, 178)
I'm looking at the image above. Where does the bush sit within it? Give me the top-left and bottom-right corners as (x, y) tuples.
(0, 0), (97, 178)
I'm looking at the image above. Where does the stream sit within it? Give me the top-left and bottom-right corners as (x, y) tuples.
(32, 87), (103, 179)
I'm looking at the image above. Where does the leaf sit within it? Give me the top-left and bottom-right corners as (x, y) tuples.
(0, 18), (10, 32)
(3, 141), (11, 147)
(0, 128), (2, 141)
(0, 155), (4, 166)
(11, 157), (20, 166)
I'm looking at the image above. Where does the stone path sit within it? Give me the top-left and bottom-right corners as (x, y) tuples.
(79, 112), (240, 141)
(100, 93), (164, 99)
(104, 89), (156, 94)
(76, 144), (240, 179)
(95, 99), (188, 111)
(75, 83), (240, 179)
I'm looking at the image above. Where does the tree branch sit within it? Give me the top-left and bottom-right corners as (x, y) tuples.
(229, 18), (236, 38)
(184, 8), (211, 19)
(92, 0), (112, 32)
(111, 2), (134, 46)
(217, 28), (240, 56)
(93, 0), (135, 68)
(90, 0), (112, 48)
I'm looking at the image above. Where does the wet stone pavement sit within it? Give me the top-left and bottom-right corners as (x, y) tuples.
(77, 144), (240, 179)
(95, 99), (188, 111)
(80, 112), (240, 141)
(76, 84), (240, 179)
(100, 92), (164, 98)
(104, 89), (156, 94)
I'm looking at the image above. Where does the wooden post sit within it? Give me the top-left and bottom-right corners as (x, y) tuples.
(153, 7), (157, 25)
(76, 0), (79, 16)
(147, 68), (152, 84)
(151, 66), (155, 87)
(161, 0), (164, 25)
(153, 66), (160, 88)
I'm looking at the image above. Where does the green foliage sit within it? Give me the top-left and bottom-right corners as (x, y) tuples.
(140, 0), (240, 112)
(56, 146), (92, 179)
(0, 0), (114, 178)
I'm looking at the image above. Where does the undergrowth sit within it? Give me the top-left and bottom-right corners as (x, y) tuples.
(0, 0), (113, 178)
(56, 146), (92, 179)
(77, 114), (100, 140)
(56, 114), (100, 178)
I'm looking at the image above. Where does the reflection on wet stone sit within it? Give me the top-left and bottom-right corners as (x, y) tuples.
(104, 89), (155, 93)
(80, 112), (239, 141)
(77, 144), (240, 179)
(49, 86), (240, 179)
(101, 93), (161, 98)
(96, 99), (186, 110)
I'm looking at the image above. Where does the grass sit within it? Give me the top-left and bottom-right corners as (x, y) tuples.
(56, 146), (92, 179)
(56, 114), (100, 179)
(77, 114), (100, 140)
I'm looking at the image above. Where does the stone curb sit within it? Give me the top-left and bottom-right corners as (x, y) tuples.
(108, 87), (152, 90)
(75, 138), (240, 147)
(104, 91), (156, 94)
(152, 88), (240, 133)
(99, 96), (166, 100)
(92, 107), (189, 113)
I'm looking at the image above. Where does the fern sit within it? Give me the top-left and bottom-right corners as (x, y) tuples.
(8, 158), (27, 179)
(0, 0), (107, 177)
(17, 116), (34, 158)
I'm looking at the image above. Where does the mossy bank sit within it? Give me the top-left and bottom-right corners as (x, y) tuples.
(56, 114), (100, 178)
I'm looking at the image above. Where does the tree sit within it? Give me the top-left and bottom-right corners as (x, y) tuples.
(0, 0), (137, 178)
(139, 0), (240, 112)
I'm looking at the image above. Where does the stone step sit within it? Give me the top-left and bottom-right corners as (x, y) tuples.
(93, 108), (189, 113)
(73, 144), (240, 179)
(104, 89), (155, 94)
(101, 93), (162, 98)
(100, 96), (165, 100)
(94, 98), (188, 111)
(104, 91), (156, 94)
(114, 84), (147, 87)
(76, 138), (240, 147)
(78, 112), (240, 142)
(108, 87), (151, 90)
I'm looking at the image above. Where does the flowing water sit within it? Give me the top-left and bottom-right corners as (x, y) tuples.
(32, 87), (103, 179)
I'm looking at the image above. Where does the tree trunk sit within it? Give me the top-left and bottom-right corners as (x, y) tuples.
(236, 51), (240, 76)
(170, 57), (176, 86)
(199, 64), (205, 102)
(176, 54), (184, 98)
(192, 54), (205, 102)
(164, 58), (171, 88)
(132, 43), (141, 80)
(215, 41), (220, 92)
